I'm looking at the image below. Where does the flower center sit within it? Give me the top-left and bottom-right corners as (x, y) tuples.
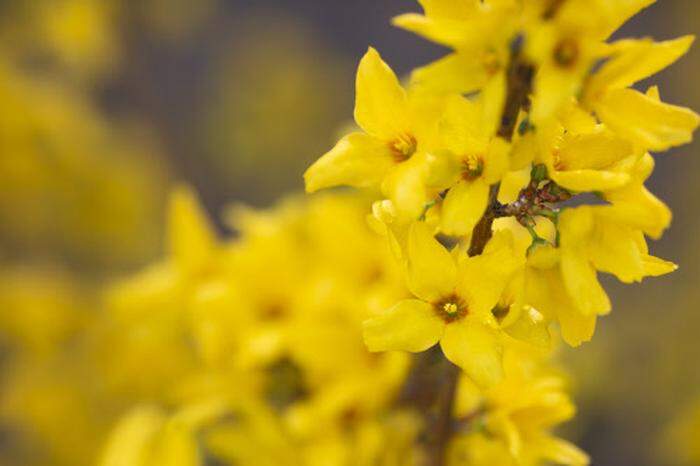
(389, 133), (417, 162)
(434, 295), (468, 323)
(553, 38), (579, 68)
(462, 154), (484, 181)
(443, 302), (459, 315)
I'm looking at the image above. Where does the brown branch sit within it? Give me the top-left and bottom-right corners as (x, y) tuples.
(396, 346), (460, 466)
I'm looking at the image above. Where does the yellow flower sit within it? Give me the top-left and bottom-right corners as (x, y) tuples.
(525, 206), (676, 346)
(559, 206), (676, 286)
(454, 342), (589, 466)
(582, 36), (700, 151)
(603, 152), (671, 239)
(392, 0), (517, 94)
(527, 0), (657, 121)
(363, 222), (523, 387)
(304, 48), (442, 218)
(535, 113), (637, 193)
(429, 93), (510, 236)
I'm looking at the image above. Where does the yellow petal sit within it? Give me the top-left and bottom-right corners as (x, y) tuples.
(410, 52), (488, 95)
(482, 137), (511, 184)
(504, 306), (551, 348)
(440, 180), (490, 237)
(559, 207), (595, 245)
(416, 0), (478, 19)
(304, 133), (394, 192)
(634, 233), (677, 277)
(457, 235), (521, 317)
(354, 47), (409, 139)
(99, 407), (166, 466)
(560, 249), (611, 316)
(557, 130), (633, 170)
(440, 321), (503, 388)
(531, 62), (585, 123)
(558, 297), (598, 347)
(425, 150), (460, 189)
(406, 221), (457, 302)
(589, 36), (694, 94)
(439, 95), (487, 154)
(525, 267), (558, 323)
(552, 169), (630, 193)
(392, 13), (475, 49)
(605, 185), (671, 239)
(534, 434), (590, 466)
(558, 0), (654, 40)
(151, 420), (200, 466)
(642, 255), (677, 277)
(588, 222), (644, 283)
(381, 156), (431, 219)
(363, 299), (444, 352)
(168, 186), (217, 273)
(595, 87), (700, 152)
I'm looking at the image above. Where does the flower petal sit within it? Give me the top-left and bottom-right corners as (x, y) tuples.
(354, 48), (409, 139)
(588, 222), (645, 283)
(552, 169), (631, 193)
(440, 321), (504, 388)
(557, 130), (633, 171)
(409, 52), (488, 95)
(304, 133), (394, 192)
(504, 306), (551, 348)
(482, 137), (511, 184)
(168, 186), (217, 273)
(439, 95), (488, 154)
(558, 301), (598, 347)
(440, 179), (490, 237)
(457, 233), (522, 318)
(531, 434), (590, 466)
(605, 185), (671, 239)
(406, 221), (457, 302)
(363, 299), (444, 352)
(381, 156), (431, 219)
(589, 36), (694, 93)
(595, 87), (700, 152)
(560, 249), (611, 316)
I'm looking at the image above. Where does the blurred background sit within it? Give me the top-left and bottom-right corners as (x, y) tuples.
(0, 1), (697, 465)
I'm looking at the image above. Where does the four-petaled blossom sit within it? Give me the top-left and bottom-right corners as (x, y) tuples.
(305, 47), (442, 219)
(428, 94), (510, 236)
(363, 222), (522, 387)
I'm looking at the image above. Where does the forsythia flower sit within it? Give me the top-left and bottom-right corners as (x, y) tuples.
(430, 94), (510, 236)
(304, 48), (442, 218)
(452, 342), (588, 466)
(364, 223), (522, 387)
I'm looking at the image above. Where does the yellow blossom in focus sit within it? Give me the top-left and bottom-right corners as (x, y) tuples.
(305, 48), (444, 218)
(363, 222), (523, 387)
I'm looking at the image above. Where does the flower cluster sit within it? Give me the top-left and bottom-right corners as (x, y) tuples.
(305, 0), (697, 381)
(92, 189), (584, 466)
(0, 2), (697, 466)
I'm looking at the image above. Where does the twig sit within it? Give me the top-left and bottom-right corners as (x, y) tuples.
(396, 347), (460, 466)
